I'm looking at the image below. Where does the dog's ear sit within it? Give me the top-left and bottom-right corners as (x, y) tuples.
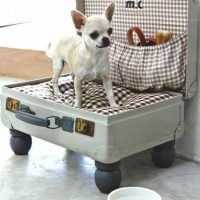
(104, 3), (115, 22)
(71, 10), (87, 31)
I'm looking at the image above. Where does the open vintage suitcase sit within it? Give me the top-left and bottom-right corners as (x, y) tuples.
(0, 0), (199, 194)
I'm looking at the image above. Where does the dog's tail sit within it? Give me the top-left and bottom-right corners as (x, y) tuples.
(45, 42), (53, 58)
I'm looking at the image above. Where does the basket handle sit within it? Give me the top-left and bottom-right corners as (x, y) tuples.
(127, 27), (146, 46)
(127, 26), (156, 46)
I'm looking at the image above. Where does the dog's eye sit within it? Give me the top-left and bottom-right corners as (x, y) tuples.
(108, 28), (113, 35)
(90, 31), (99, 40)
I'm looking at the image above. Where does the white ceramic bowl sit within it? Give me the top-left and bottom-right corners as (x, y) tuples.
(107, 187), (162, 200)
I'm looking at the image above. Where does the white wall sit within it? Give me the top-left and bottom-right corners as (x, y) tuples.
(0, 0), (76, 50)
(176, 7), (200, 162)
(0, 0), (74, 25)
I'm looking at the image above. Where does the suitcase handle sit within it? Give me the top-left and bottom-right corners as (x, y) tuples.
(15, 110), (60, 129)
(16, 111), (49, 127)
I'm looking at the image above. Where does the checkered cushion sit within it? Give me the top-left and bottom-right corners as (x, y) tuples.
(85, 0), (188, 93)
(14, 75), (174, 116)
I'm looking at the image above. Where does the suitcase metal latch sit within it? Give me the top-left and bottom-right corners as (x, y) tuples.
(75, 118), (95, 137)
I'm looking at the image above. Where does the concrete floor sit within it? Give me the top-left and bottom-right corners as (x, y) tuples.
(1, 77), (200, 200)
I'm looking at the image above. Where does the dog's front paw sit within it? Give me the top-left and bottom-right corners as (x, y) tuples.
(74, 101), (82, 108)
(53, 89), (62, 97)
(110, 102), (119, 107)
(53, 90), (62, 97)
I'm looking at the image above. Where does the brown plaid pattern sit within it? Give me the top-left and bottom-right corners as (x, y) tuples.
(14, 76), (174, 116)
(85, 0), (188, 43)
(109, 33), (187, 91)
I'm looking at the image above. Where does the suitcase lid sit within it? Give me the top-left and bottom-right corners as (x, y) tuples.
(76, 0), (199, 99)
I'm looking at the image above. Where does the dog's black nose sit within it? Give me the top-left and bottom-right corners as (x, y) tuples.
(102, 37), (110, 46)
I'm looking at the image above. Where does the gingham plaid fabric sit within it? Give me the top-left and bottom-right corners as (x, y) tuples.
(14, 76), (174, 116)
(85, 0), (188, 42)
(110, 33), (187, 91)
(85, 0), (188, 93)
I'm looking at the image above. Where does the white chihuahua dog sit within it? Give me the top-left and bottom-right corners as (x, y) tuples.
(46, 3), (118, 108)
